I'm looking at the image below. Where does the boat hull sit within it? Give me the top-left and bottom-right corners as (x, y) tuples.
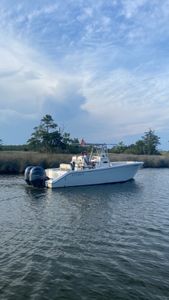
(45, 162), (143, 188)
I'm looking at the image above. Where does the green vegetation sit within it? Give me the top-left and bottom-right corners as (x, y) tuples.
(0, 151), (169, 174)
(0, 114), (169, 173)
(0, 139), (2, 150)
(0, 151), (72, 174)
(109, 153), (169, 168)
(110, 129), (160, 155)
(1, 144), (29, 151)
(27, 114), (79, 153)
(0, 115), (162, 155)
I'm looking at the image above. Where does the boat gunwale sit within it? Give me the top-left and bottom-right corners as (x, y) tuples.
(46, 161), (143, 184)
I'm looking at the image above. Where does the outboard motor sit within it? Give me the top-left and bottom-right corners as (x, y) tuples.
(29, 166), (46, 187)
(24, 166), (33, 185)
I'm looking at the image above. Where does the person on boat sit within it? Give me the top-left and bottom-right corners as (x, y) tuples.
(70, 161), (75, 170)
(82, 152), (89, 167)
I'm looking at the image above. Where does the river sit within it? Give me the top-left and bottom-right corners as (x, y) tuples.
(0, 169), (169, 300)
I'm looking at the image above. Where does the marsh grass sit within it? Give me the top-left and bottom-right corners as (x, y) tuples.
(0, 151), (169, 174)
(109, 153), (169, 168)
(0, 151), (72, 174)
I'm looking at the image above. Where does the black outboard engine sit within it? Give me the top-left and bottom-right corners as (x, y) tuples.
(29, 166), (46, 187)
(24, 166), (46, 187)
(24, 166), (33, 185)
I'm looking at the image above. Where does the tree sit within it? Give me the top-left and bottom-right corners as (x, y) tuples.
(27, 114), (62, 152)
(126, 140), (146, 155)
(110, 129), (160, 155)
(0, 139), (2, 150)
(27, 114), (76, 152)
(142, 129), (160, 155)
(110, 141), (128, 153)
(41, 114), (57, 133)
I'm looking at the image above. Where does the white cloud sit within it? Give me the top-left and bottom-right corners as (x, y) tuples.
(27, 4), (58, 22)
(119, 0), (169, 45)
(0, 31), (169, 143)
(80, 68), (169, 138)
(1, 0), (169, 146)
(121, 0), (148, 19)
(0, 32), (85, 127)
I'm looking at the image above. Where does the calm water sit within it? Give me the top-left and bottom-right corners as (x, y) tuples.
(0, 169), (169, 300)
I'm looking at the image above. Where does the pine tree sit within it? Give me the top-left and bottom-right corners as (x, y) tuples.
(142, 129), (160, 155)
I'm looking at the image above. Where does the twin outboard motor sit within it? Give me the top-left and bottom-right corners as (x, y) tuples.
(24, 166), (47, 188)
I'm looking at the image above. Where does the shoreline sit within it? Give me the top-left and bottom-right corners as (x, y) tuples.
(0, 151), (169, 174)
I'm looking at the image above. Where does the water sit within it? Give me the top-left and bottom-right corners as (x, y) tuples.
(0, 169), (169, 300)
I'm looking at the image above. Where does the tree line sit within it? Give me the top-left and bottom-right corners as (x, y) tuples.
(0, 114), (161, 155)
(110, 129), (160, 155)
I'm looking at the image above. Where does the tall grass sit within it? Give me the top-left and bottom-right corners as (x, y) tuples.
(0, 151), (72, 174)
(0, 151), (169, 174)
(109, 153), (169, 168)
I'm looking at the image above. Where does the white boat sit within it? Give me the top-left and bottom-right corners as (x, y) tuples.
(24, 144), (143, 188)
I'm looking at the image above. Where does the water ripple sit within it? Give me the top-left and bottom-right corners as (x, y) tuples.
(1, 171), (169, 299)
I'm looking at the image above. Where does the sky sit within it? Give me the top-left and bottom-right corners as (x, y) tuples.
(0, 0), (169, 149)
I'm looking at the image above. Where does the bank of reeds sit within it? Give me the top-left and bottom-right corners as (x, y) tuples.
(109, 153), (169, 168)
(0, 151), (169, 174)
(0, 151), (72, 174)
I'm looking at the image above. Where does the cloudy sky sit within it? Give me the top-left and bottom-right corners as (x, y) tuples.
(0, 0), (169, 148)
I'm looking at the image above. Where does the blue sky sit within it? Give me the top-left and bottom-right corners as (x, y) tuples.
(0, 0), (169, 149)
